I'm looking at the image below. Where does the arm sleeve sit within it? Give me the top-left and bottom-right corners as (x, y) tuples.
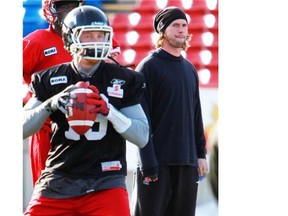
(120, 104), (149, 148)
(23, 97), (51, 139)
(193, 69), (207, 159)
(106, 104), (149, 148)
(195, 96), (207, 159)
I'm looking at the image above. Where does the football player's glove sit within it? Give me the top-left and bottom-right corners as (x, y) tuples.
(46, 85), (76, 114)
(86, 85), (110, 116)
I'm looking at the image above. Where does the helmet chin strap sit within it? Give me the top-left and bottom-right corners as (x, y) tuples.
(83, 48), (105, 59)
(84, 49), (96, 57)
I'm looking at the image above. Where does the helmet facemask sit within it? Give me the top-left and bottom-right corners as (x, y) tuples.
(69, 25), (113, 60)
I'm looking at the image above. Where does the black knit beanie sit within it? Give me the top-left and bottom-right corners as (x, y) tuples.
(153, 6), (187, 34)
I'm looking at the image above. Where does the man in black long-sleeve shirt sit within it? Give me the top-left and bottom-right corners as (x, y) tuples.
(134, 6), (208, 216)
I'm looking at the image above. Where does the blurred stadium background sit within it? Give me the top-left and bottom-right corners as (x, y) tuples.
(23, 0), (218, 215)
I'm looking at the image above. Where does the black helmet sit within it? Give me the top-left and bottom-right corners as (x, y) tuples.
(62, 5), (113, 60)
(42, 0), (85, 25)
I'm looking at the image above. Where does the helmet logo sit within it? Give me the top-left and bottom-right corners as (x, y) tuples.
(91, 21), (104, 26)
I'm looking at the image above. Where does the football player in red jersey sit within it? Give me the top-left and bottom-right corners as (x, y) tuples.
(23, 0), (85, 186)
(23, 5), (148, 215)
(108, 37), (121, 61)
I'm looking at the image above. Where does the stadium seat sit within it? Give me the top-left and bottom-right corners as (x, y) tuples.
(166, 0), (184, 8)
(190, 29), (205, 49)
(130, 33), (155, 50)
(111, 13), (135, 32)
(133, 49), (153, 66)
(204, 65), (218, 88)
(23, 0), (48, 37)
(136, 0), (162, 11)
(209, 28), (219, 48)
(110, 0), (218, 88)
(187, 11), (206, 31)
(116, 48), (152, 69)
(185, 49), (203, 70)
(111, 31), (130, 48)
(208, 47), (218, 65)
(132, 13), (155, 33)
(166, 0), (207, 11)
(191, 0), (208, 10)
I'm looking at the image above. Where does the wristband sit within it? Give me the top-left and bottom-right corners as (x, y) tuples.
(106, 104), (132, 133)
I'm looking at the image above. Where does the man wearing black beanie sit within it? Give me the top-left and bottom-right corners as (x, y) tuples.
(154, 6), (188, 34)
(133, 6), (208, 216)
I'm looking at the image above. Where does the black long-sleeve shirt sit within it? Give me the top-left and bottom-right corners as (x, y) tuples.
(136, 49), (206, 176)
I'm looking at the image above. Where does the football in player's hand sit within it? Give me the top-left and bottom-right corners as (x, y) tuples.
(66, 81), (97, 135)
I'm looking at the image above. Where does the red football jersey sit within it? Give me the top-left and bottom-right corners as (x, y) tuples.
(23, 25), (72, 185)
(23, 25), (72, 85)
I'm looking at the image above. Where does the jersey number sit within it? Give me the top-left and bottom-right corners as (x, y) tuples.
(65, 115), (108, 141)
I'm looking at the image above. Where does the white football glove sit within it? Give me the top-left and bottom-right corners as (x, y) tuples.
(46, 85), (77, 114)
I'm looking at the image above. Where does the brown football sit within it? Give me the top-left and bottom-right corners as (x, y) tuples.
(67, 81), (97, 135)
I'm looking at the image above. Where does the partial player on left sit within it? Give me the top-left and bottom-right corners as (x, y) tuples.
(23, 0), (85, 186)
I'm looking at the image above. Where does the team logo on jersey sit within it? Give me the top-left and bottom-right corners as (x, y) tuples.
(50, 76), (68, 85)
(107, 79), (125, 98)
(110, 79), (126, 85)
(101, 160), (122, 171)
(44, 47), (58, 56)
